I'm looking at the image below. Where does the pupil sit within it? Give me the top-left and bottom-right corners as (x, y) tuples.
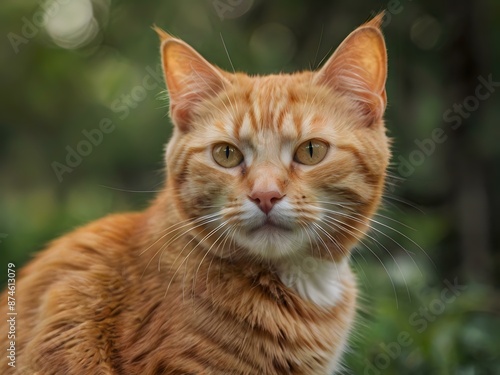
(225, 146), (230, 159)
(308, 141), (313, 157)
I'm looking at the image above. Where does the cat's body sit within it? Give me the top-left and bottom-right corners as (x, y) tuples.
(1, 15), (389, 375)
(3, 206), (355, 374)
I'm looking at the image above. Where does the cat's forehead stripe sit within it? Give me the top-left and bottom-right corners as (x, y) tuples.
(231, 106), (245, 138)
(232, 79), (307, 140)
(238, 112), (253, 140)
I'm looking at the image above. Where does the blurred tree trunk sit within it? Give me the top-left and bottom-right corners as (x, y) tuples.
(445, 0), (493, 283)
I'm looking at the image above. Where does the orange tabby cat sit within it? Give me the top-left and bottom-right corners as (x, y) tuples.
(1, 14), (389, 375)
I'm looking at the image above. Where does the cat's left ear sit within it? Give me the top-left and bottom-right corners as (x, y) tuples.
(314, 14), (387, 126)
(155, 27), (231, 132)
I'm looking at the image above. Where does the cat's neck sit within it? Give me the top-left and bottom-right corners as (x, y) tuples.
(277, 256), (351, 307)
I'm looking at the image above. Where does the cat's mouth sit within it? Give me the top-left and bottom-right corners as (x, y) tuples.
(248, 218), (293, 234)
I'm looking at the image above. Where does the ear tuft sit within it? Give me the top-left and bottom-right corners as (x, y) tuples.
(153, 25), (172, 42)
(364, 11), (385, 29)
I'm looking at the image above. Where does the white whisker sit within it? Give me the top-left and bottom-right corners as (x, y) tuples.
(164, 221), (227, 299)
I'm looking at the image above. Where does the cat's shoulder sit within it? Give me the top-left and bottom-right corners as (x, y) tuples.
(19, 212), (145, 278)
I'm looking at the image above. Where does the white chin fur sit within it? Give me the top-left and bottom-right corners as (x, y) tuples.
(238, 230), (306, 259)
(277, 257), (349, 307)
(235, 200), (308, 259)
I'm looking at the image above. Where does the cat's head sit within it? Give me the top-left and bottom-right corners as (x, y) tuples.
(157, 15), (390, 263)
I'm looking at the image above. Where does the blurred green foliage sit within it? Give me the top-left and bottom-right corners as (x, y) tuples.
(1, 0), (499, 374)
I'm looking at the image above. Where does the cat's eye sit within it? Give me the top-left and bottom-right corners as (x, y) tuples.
(212, 143), (244, 168)
(294, 139), (328, 165)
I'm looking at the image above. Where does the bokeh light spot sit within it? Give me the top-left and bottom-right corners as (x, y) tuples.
(45, 0), (99, 49)
(410, 15), (442, 50)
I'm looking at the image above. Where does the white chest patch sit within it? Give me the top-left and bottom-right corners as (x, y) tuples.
(277, 257), (349, 307)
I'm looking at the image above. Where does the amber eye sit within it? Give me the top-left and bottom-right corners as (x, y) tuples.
(294, 139), (328, 165)
(212, 143), (244, 168)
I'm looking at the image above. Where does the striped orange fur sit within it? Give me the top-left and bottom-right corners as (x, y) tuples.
(0, 14), (389, 374)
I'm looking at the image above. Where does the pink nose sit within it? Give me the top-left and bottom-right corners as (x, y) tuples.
(249, 190), (284, 214)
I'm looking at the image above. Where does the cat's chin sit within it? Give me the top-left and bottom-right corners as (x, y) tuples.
(247, 220), (293, 235)
(237, 224), (307, 260)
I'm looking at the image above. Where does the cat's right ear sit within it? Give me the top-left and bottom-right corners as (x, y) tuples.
(313, 14), (387, 126)
(155, 27), (230, 132)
